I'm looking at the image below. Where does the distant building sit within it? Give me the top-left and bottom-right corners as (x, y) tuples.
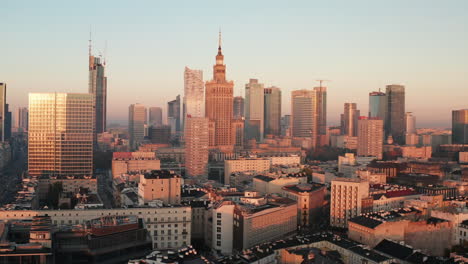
(282, 183), (326, 227)
(291, 90), (317, 148)
(386, 84), (405, 145)
(185, 117), (209, 178)
(0, 83), (8, 141)
(28, 93), (94, 177)
(88, 53), (107, 134)
(280, 115), (291, 136)
(129, 103), (147, 150)
(357, 117), (384, 159)
(231, 119), (244, 147)
(15, 107), (28, 132)
(405, 112), (416, 135)
(245, 79), (265, 142)
(224, 157), (270, 185)
(314, 86), (327, 145)
(233, 96), (244, 119)
(148, 125), (171, 144)
(341, 103), (360, 137)
(369, 91), (386, 121)
(138, 170), (182, 205)
(111, 151), (160, 178)
(264, 86), (281, 136)
(148, 107), (163, 126)
(183, 67), (204, 130)
(167, 95), (181, 134)
(452, 109), (468, 144)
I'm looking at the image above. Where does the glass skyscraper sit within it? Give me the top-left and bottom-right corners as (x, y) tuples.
(369, 91), (386, 121)
(452, 109), (468, 144)
(264, 86), (281, 136)
(385, 84), (405, 145)
(28, 93), (94, 177)
(89, 55), (107, 134)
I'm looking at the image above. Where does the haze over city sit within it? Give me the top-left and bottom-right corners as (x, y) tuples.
(2, 0), (467, 127)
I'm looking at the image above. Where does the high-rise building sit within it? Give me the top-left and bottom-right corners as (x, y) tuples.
(185, 117), (209, 177)
(183, 67), (204, 130)
(149, 125), (171, 144)
(386, 84), (405, 145)
(452, 109), (468, 144)
(88, 52), (107, 134)
(205, 33), (234, 147)
(148, 107), (163, 126)
(314, 86), (327, 136)
(405, 112), (416, 135)
(167, 95), (181, 134)
(357, 117), (384, 159)
(264, 86), (281, 136)
(369, 91), (386, 121)
(281, 115), (291, 136)
(15, 107), (28, 132)
(341, 103), (360, 137)
(0, 83), (6, 141)
(129, 104), (147, 150)
(231, 119), (244, 147)
(28, 93), (94, 177)
(291, 90), (317, 148)
(330, 178), (369, 228)
(244, 79), (265, 142)
(233, 96), (244, 119)
(4, 104), (11, 141)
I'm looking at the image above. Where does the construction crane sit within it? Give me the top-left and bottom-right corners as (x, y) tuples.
(316, 79), (330, 88)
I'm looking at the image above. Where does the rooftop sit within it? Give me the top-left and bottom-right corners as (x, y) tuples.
(143, 170), (180, 179)
(349, 207), (421, 229)
(283, 183), (325, 193)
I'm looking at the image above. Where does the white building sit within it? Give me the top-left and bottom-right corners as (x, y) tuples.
(224, 158), (270, 185)
(330, 178), (370, 228)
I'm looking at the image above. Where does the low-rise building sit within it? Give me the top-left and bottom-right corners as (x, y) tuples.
(138, 170), (182, 206)
(282, 183), (326, 227)
(112, 152), (161, 178)
(224, 157), (270, 185)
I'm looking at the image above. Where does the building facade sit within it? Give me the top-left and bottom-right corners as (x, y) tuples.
(342, 103), (360, 137)
(233, 96), (244, 119)
(291, 90), (317, 147)
(357, 117), (384, 159)
(183, 67), (204, 130)
(88, 54), (107, 134)
(330, 178), (370, 228)
(28, 93), (94, 177)
(386, 84), (405, 145)
(148, 107), (163, 126)
(185, 117), (209, 177)
(264, 86), (281, 136)
(205, 36), (234, 147)
(138, 170), (182, 205)
(452, 109), (468, 144)
(129, 103), (147, 150)
(369, 91), (386, 121)
(245, 79), (265, 142)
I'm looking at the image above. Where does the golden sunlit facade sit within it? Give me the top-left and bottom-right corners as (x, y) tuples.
(28, 93), (94, 177)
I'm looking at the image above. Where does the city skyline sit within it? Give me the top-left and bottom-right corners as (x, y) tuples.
(2, 1), (468, 128)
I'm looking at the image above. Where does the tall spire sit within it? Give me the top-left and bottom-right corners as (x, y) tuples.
(88, 26), (93, 57)
(218, 29), (222, 55)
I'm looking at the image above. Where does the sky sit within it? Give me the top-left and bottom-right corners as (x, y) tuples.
(2, 0), (467, 128)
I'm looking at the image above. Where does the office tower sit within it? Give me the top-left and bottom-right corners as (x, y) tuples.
(167, 95), (181, 134)
(16, 107), (28, 132)
(0, 83), (6, 141)
(185, 117), (209, 177)
(184, 67), (204, 117)
(386, 84), (405, 145)
(281, 115), (291, 136)
(330, 178), (369, 228)
(231, 119), (244, 147)
(129, 104), (146, 150)
(233, 96), (244, 119)
(314, 86), (327, 145)
(452, 109), (468, 144)
(369, 91), (386, 121)
(88, 49), (107, 134)
(148, 107), (163, 126)
(357, 117), (384, 159)
(405, 112), (416, 135)
(264, 86), (281, 136)
(28, 93), (94, 177)
(341, 103), (360, 137)
(149, 125), (171, 144)
(4, 104), (11, 141)
(205, 33), (234, 146)
(291, 90), (317, 147)
(244, 79), (265, 142)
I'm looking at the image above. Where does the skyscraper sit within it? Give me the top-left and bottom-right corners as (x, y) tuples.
(386, 84), (405, 145)
(148, 107), (163, 126)
(88, 49), (107, 134)
(0, 83), (6, 141)
(357, 117), (384, 159)
(341, 103), (360, 137)
(129, 104), (146, 150)
(167, 95), (181, 134)
(4, 104), (11, 141)
(15, 107), (28, 132)
(291, 90), (317, 147)
(245, 79), (265, 142)
(369, 91), (386, 121)
(28, 93), (94, 177)
(264, 86), (281, 136)
(452, 109), (468, 144)
(405, 112), (416, 135)
(183, 67), (204, 132)
(185, 117), (209, 178)
(314, 86), (327, 144)
(205, 33), (234, 147)
(233, 96), (244, 119)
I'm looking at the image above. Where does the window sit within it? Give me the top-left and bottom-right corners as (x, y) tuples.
(217, 220), (221, 225)
(217, 234), (221, 239)
(217, 227), (221, 232)
(217, 213), (222, 218)
(216, 241), (221, 246)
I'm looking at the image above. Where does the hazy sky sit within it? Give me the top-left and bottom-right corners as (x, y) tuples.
(2, 0), (467, 128)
